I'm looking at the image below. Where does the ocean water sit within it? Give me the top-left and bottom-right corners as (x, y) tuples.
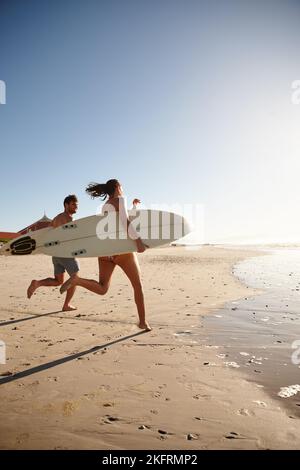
(203, 247), (300, 417)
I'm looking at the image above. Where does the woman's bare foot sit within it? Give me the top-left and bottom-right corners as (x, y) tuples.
(27, 280), (38, 299)
(60, 277), (75, 294)
(62, 304), (77, 312)
(138, 321), (152, 331)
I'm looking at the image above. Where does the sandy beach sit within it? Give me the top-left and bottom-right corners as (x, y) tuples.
(1, 246), (300, 450)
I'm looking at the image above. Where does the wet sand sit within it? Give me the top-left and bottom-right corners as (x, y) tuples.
(204, 248), (300, 416)
(1, 246), (300, 449)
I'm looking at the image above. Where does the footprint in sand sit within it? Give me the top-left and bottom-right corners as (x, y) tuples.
(102, 415), (121, 424)
(193, 394), (210, 400)
(0, 371), (13, 377)
(187, 433), (199, 440)
(62, 400), (79, 417)
(253, 400), (267, 408)
(225, 432), (242, 440)
(138, 425), (151, 430)
(16, 433), (29, 444)
(47, 376), (59, 382)
(158, 429), (174, 437)
(237, 408), (254, 417)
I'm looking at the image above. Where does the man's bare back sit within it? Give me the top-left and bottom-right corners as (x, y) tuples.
(52, 211), (73, 228)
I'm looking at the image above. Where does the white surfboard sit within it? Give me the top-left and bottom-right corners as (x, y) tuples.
(0, 210), (192, 258)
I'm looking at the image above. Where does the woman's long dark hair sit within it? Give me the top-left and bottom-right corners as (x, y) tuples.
(86, 179), (120, 200)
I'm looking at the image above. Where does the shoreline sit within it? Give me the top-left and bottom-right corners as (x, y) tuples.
(203, 248), (300, 418)
(1, 246), (300, 449)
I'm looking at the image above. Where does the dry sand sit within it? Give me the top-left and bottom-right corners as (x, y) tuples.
(0, 246), (300, 449)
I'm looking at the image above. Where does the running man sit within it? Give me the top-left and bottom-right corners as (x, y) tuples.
(27, 195), (79, 311)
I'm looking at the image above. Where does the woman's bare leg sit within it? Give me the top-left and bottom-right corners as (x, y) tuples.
(116, 253), (151, 331)
(98, 257), (116, 290)
(60, 258), (116, 295)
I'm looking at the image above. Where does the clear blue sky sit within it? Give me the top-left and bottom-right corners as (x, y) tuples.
(1, 0), (300, 243)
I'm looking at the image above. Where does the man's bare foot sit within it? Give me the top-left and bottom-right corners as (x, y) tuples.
(60, 277), (75, 294)
(62, 305), (77, 312)
(27, 280), (38, 299)
(138, 321), (152, 331)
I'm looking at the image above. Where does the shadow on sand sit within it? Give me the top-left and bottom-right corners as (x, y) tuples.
(0, 331), (147, 385)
